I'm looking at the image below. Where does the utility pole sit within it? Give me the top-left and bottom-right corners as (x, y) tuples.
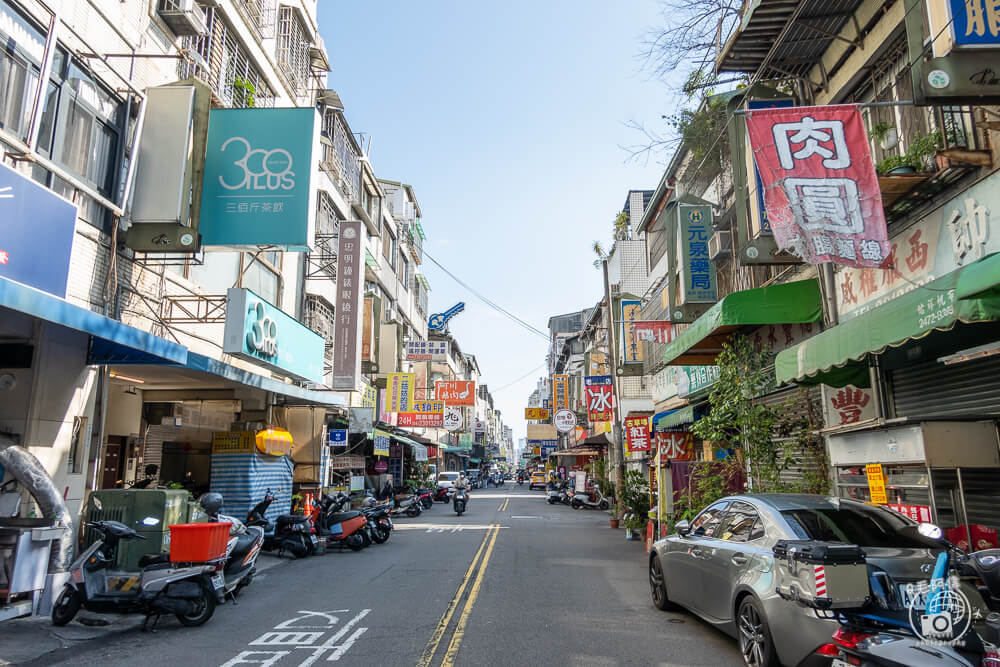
(602, 259), (625, 517)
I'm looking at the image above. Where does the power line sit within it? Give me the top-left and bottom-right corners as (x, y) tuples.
(422, 249), (551, 340)
(491, 363), (548, 394)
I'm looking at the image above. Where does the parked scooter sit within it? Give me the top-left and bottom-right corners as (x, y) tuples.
(313, 492), (370, 551)
(199, 493), (264, 600)
(571, 485), (610, 510)
(546, 481), (561, 505)
(432, 487), (453, 503)
(453, 488), (468, 516)
(360, 501), (393, 544)
(246, 490), (316, 558)
(389, 491), (422, 518)
(415, 488), (435, 510)
(52, 520), (222, 629)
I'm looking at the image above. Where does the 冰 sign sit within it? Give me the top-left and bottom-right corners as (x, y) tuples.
(584, 376), (614, 422)
(745, 105), (889, 268)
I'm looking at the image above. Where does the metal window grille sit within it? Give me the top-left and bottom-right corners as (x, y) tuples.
(238, 0), (277, 39)
(320, 112), (361, 203)
(304, 295), (336, 352)
(176, 8), (275, 108)
(276, 6), (309, 95)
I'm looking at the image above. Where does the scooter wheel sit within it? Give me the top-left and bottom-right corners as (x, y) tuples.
(600, 500), (609, 510)
(176, 585), (216, 627)
(346, 532), (366, 551)
(371, 525), (390, 544)
(51, 587), (82, 626)
(406, 505), (421, 518)
(422, 498), (433, 510)
(571, 500), (582, 509)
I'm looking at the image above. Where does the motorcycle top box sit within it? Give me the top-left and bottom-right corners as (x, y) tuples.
(771, 540), (869, 609)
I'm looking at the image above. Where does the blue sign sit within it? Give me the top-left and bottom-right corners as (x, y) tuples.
(0, 161), (77, 297)
(679, 204), (718, 303)
(328, 429), (348, 447)
(541, 443), (557, 458)
(200, 108), (318, 250)
(428, 302), (465, 331)
(222, 288), (325, 384)
(950, 0), (1000, 47)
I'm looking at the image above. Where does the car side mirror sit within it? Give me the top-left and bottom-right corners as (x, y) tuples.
(675, 520), (691, 537)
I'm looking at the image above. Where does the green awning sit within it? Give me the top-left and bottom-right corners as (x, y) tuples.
(655, 405), (695, 429)
(662, 279), (823, 366)
(776, 262), (1000, 387)
(956, 252), (1000, 301)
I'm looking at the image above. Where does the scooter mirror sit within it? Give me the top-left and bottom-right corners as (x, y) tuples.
(918, 522), (944, 540)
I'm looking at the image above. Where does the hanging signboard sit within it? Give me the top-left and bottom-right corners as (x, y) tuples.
(524, 407), (550, 420)
(223, 287), (325, 384)
(199, 108), (318, 249)
(678, 205), (719, 304)
(655, 431), (695, 461)
(349, 407), (374, 434)
(746, 98), (797, 237)
(443, 407), (464, 432)
(397, 411), (444, 428)
(328, 429), (348, 447)
(405, 339), (449, 361)
(553, 409), (577, 433)
(373, 430), (391, 457)
(540, 442), (557, 458)
(361, 296), (376, 365)
(474, 419), (486, 433)
(551, 375), (569, 411)
(624, 415), (652, 453)
(333, 221), (364, 390)
(745, 104), (889, 268)
(211, 431), (255, 454)
(631, 321), (674, 344)
(823, 385), (877, 427)
(385, 373), (415, 413)
(435, 380), (475, 406)
(620, 300), (643, 363)
(428, 302), (465, 331)
(865, 463), (888, 504)
(584, 376), (614, 422)
(361, 380), (378, 409)
(677, 365), (721, 397)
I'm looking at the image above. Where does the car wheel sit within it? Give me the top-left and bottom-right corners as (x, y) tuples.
(737, 596), (779, 667)
(649, 556), (678, 611)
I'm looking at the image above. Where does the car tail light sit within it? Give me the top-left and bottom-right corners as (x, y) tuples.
(833, 627), (874, 650)
(814, 643), (839, 657)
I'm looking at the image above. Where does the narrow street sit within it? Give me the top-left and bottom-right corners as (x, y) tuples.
(29, 485), (740, 667)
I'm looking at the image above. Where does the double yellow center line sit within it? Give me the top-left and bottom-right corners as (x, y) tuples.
(497, 498), (509, 512)
(417, 524), (501, 667)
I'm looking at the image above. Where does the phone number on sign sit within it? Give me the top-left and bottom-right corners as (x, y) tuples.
(918, 306), (953, 330)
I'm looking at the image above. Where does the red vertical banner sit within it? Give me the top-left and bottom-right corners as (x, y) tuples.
(654, 431), (695, 461)
(745, 105), (889, 268)
(584, 375), (614, 422)
(624, 415), (651, 453)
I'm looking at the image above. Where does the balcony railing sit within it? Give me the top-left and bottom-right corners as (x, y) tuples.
(320, 113), (361, 204)
(303, 295), (335, 354)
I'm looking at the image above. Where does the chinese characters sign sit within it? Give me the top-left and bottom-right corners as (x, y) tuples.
(405, 340), (449, 361)
(679, 205), (718, 303)
(620, 301), (644, 363)
(373, 429), (391, 457)
(745, 105), (889, 268)
(333, 221), (363, 390)
(584, 375), (614, 422)
(655, 431), (694, 461)
(632, 321), (674, 344)
(435, 380), (475, 406)
(552, 375), (569, 411)
(949, 0), (1000, 47)
(677, 365), (721, 397)
(865, 463), (888, 504)
(624, 415), (651, 453)
(823, 385), (876, 426)
(888, 503), (932, 523)
(200, 108), (318, 249)
(385, 373), (415, 413)
(397, 404), (444, 428)
(525, 408), (550, 420)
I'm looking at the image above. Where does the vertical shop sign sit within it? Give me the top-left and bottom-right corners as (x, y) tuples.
(624, 415), (652, 453)
(385, 373), (415, 413)
(584, 376), (614, 422)
(865, 463), (888, 504)
(620, 300), (643, 363)
(373, 429), (391, 457)
(361, 297), (375, 363)
(333, 221), (363, 390)
(745, 105), (889, 268)
(678, 205), (718, 303)
(551, 375), (569, 410)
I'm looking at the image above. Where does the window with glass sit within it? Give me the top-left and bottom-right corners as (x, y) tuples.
(719, 501), (764, 542)
(242, 251), (281, 305)
(276, 6), (309, 94)
(382, 230), (396, 269)
(689, 501), (729, 538)
(780, 502), (928, 548)
(0, 0), (45, 140)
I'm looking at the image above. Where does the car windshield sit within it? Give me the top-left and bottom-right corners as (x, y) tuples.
(438, 473), (459, 481)
(780, 504), (929, 548)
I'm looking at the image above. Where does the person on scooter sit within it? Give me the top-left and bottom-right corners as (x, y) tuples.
(454, 473), (470, 500)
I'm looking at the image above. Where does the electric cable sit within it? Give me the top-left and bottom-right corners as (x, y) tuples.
(491, 363), (548, 394)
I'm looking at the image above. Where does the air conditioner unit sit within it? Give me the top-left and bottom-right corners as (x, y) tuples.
(158, 0), (209, 37)
(709, 230), (732, 260)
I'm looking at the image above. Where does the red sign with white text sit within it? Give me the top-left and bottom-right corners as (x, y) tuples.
(887, 503), (932, 523)
(584, 376), (614, 423)
(632, 321), (674, 344)
(745, 105), (889, 268)
(624, 416), (651, 453)
(397, 412), (444, 428)
(434, 380), (475, 406)
(655, 431), (695, 461)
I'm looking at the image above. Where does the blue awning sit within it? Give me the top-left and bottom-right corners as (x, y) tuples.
(0, 276), (187, 364)
(182, 352), (345, 407)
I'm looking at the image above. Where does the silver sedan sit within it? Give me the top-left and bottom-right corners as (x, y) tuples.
(648, 494), (949, 667)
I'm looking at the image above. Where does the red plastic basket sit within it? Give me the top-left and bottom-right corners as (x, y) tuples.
(168, 522), (232, 562)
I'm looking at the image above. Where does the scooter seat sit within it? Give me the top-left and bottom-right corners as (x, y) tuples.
(138, 552), (171, 568)
(328, 511), (362, 523)
(275, 515), (311, 530)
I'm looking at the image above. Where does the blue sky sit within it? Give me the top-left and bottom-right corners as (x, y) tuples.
(319, 1), (672, 446)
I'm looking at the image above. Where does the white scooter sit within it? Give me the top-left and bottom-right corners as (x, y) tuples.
(570, 486), (610, 510)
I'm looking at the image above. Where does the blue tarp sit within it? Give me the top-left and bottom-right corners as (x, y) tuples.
(210, 452), (294, 524)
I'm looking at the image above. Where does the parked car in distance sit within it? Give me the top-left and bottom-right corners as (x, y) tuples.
(529, 472), (547, 490)
(648, 494), (972, 667)
(436, 472), (460, 489)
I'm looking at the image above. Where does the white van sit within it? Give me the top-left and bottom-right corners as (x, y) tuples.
(436, 471), (460, 489)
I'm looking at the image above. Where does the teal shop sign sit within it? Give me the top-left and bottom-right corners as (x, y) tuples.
(223, 287), (325, 383)
(200, 108), (318, 250)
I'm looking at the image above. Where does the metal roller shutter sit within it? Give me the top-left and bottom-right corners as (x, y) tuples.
(891, 355), (1000, 419)
(756, 386), (826, 490)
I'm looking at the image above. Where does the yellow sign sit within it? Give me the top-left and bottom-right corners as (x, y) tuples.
(552, 375), (569, 411)
(212, 431), (255, 454)
(532, 446), (541, 456)
(256, 427), (293, 457)
(385, 373), (415, 412)
(525, 408), (550, 420)
(865, 463), (887, 504)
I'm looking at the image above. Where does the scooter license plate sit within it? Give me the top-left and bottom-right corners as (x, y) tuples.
(897, 583), (927, 610)
(310, 535), (318, 545)
(212, 573), (225, 590)
(830, 660), (851, 667)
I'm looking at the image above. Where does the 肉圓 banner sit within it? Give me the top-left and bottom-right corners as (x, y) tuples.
(745, 104), (889, 268)
(584, 376), (614, 422)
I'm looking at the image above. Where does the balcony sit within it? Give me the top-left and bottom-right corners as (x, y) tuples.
(320, 112), (361, 205)
(303, 295), (335, 356)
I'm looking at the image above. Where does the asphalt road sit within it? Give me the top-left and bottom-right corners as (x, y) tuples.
(32, 485), (743, 667)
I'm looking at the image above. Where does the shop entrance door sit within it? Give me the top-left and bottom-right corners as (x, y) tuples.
(101, 441), (122, 489)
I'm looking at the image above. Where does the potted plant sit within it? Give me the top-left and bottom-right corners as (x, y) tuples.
(876, 154), (913, 175)
(904, 131), (943, 173)
(868, 121), (898, 151)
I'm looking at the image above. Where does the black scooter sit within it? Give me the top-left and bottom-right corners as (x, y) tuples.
(453, 488), (468, 516)
(246, 490), (316, 558)
(199, 493), (264, 600)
